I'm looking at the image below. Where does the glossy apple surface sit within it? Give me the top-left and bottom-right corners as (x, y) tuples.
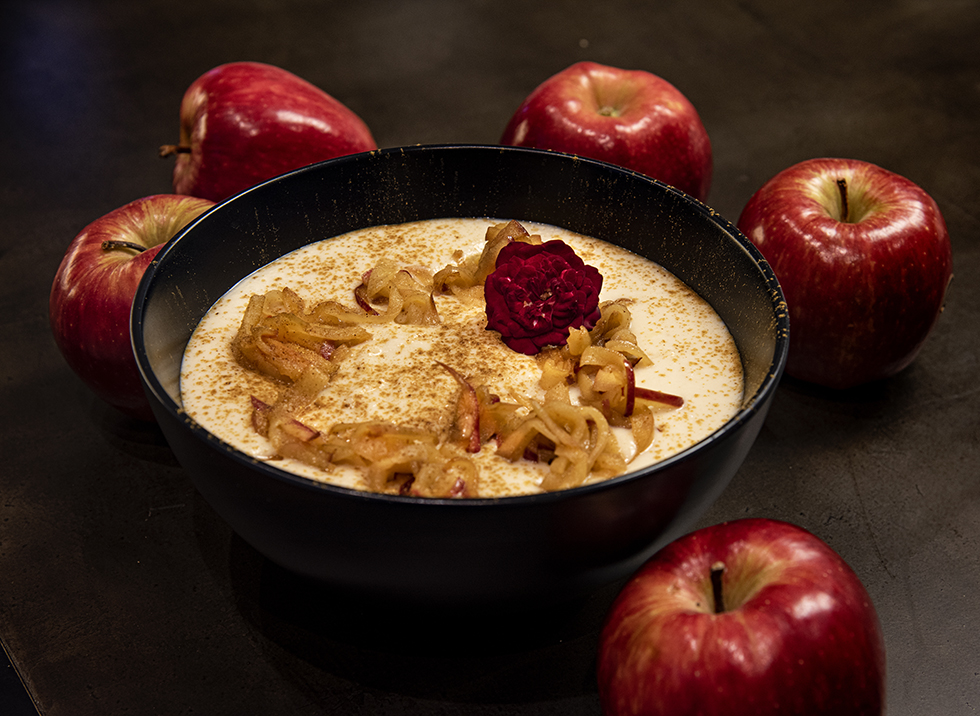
(50, 195), (215, 421)
(500, 61), (712, 201)
(597, 518), (886, 716)
(162, 61), (377, 202)
(738, 158), (952, 389)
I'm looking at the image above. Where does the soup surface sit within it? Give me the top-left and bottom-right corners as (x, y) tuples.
(180, 218), (743, 497)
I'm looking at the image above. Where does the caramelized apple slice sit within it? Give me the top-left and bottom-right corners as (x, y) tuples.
(250, 395), (272, 436)
(476, 386), (525, 444)
(437, 362), (481, 453)
(630, 406), (656, 455)
(433, 220), (542, 295)
(623, 356), (636, 416)
(635, 386), (685, 409)
(353, 283), (378, 315)
(493, 398), (626, 491)
(411, 456), (479, 498)
(495, 417), (549, 461)
(354, 262), (440, 325)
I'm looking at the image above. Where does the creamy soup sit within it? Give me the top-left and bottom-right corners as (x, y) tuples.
(179, 219), (743, 497)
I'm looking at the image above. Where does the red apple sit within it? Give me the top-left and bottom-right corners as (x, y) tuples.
(500, 61), (712, 201)
(597, 518), (885, 716)
(737, 158), (953, 390)
(50, 195), (215, 421)
(160, 61), (377, 202)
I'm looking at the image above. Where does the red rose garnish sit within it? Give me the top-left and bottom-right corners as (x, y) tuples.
(484, 240), (603, 355)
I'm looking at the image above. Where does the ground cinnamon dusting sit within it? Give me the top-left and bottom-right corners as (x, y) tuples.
(179, 218), (743, 497)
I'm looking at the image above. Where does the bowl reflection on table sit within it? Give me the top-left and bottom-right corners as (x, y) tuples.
(132, 144), (788, 607)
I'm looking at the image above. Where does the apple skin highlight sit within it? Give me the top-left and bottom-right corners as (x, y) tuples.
(737, 157), (952, 390)
(501, 61), (712, 202)
(164, 61), (377, 202)
(49, 195), (214, 421)
(597, 518), (886, 716)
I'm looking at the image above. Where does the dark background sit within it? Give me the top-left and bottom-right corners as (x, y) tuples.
(1, 1), (978, 714)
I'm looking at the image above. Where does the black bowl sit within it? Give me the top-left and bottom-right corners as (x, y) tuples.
(132, 145), (788, 607)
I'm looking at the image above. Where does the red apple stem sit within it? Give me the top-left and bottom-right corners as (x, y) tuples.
(710, 561), (726, 614)
(836, 178), (850, 222)
(101, 240), (147, 253)
(159, 144), (191, 158)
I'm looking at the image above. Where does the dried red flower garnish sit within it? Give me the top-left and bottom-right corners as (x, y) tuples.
(484, 240), (602, 355)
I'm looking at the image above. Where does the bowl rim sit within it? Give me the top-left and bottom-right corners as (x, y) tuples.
(132, 143), (789, 508)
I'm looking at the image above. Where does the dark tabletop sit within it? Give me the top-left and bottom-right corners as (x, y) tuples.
(2, 1), (978, 714)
